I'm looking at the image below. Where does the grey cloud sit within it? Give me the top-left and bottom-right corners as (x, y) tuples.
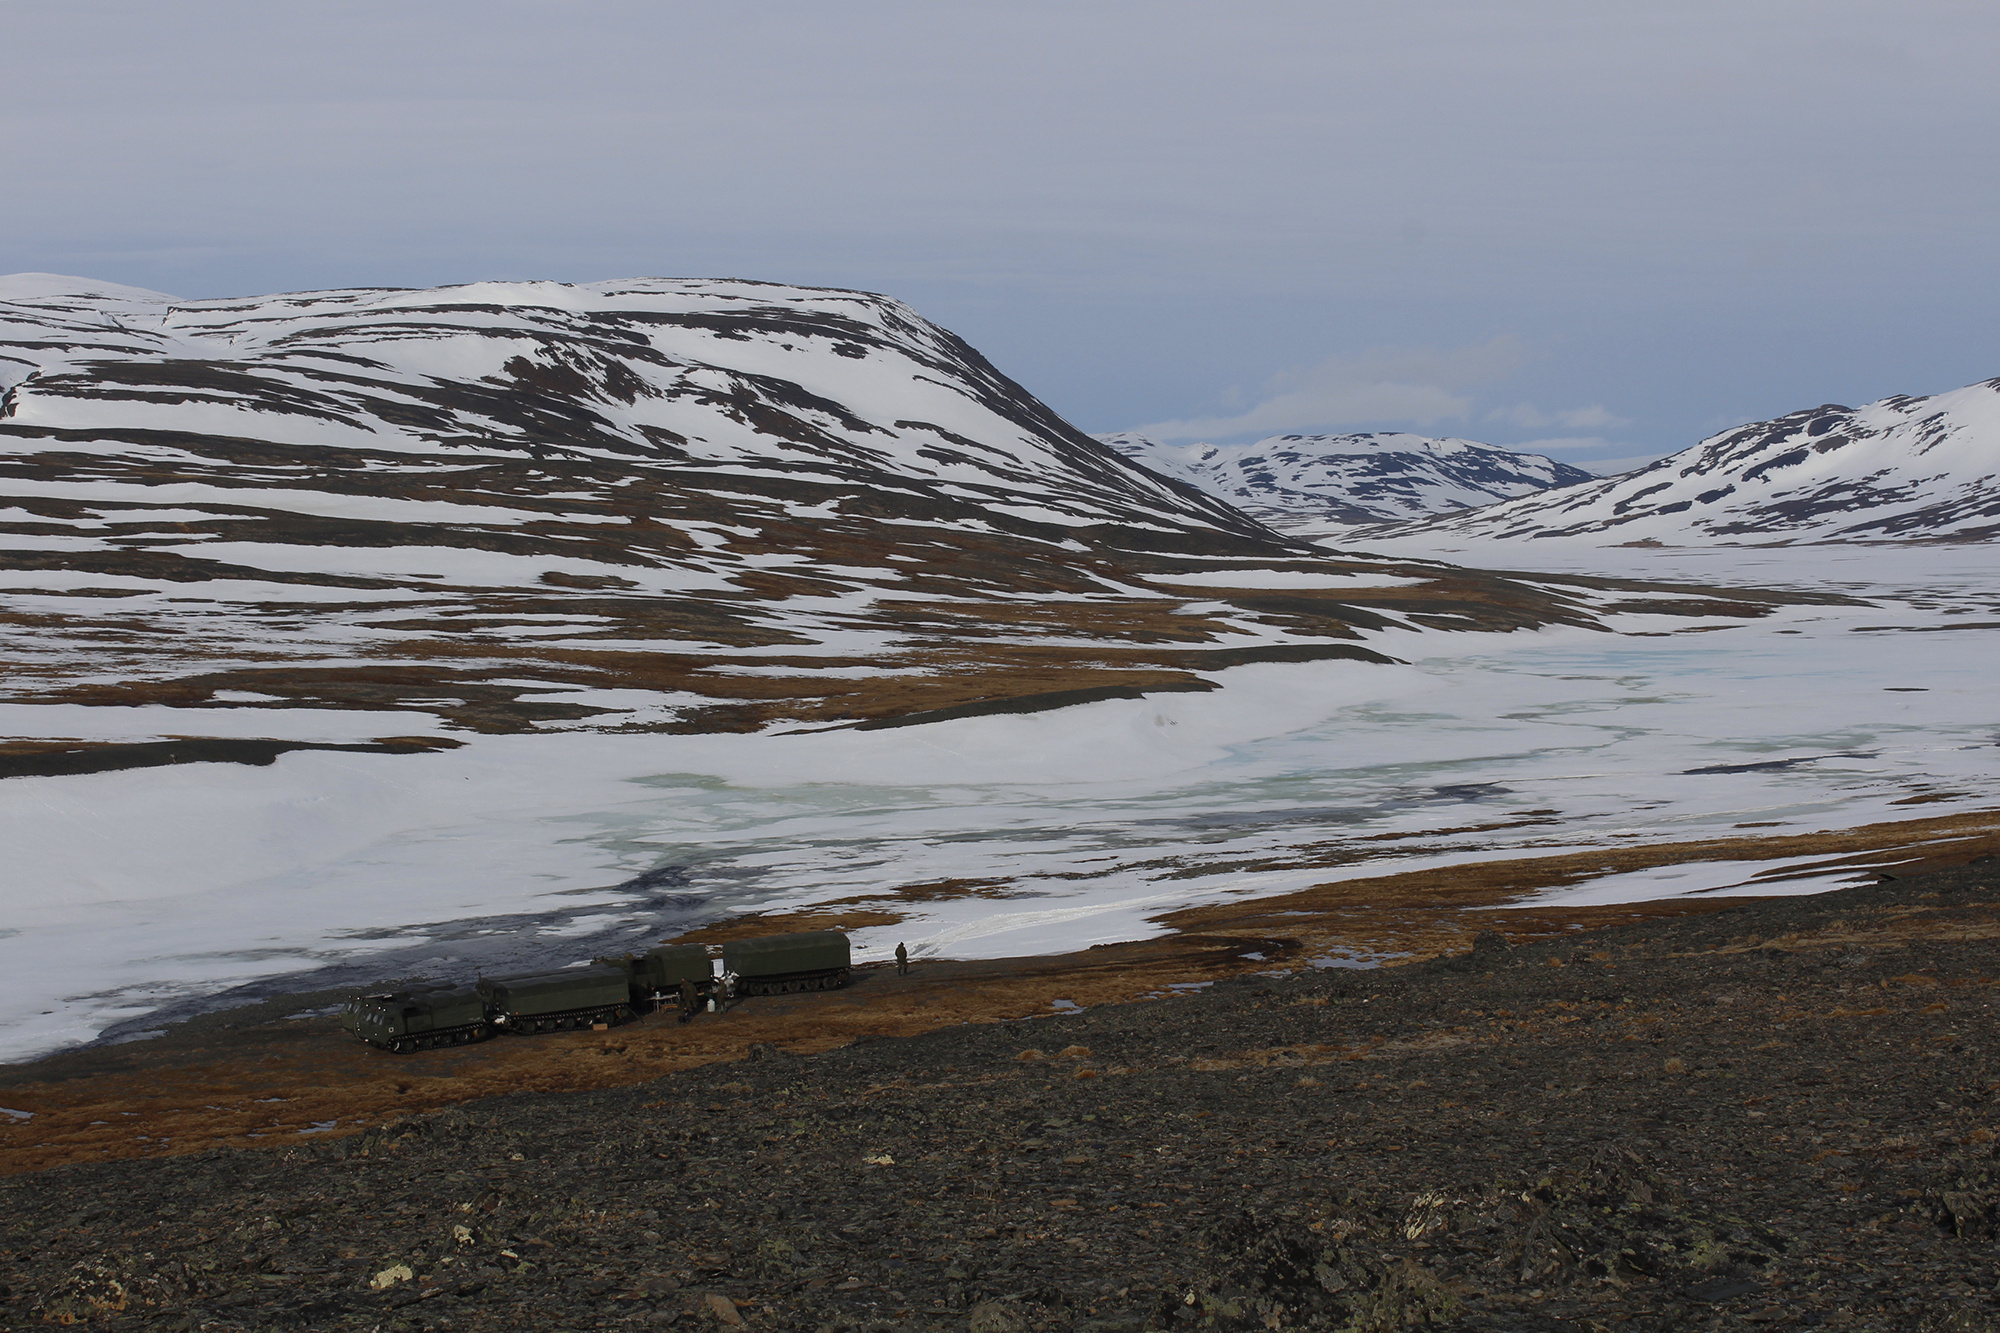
(2, 1), (1997, 452)
(1131, 337), (1525, 440)
(1487, 404), (1631, 431)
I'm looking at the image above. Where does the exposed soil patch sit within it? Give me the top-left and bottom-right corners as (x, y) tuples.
(0, 735), (462, 780)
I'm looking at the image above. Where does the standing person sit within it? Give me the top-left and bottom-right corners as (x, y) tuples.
(895, 942), (909, 976)
(678, 978), (700, 1024)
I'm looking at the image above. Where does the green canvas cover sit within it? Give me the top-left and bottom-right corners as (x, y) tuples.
(407, 986), (487, 1032)
(592, 944), (709, 990)
(477, 965), (630, 1015)
(639, 944), (712, 989)
(722, 930), (850, 979)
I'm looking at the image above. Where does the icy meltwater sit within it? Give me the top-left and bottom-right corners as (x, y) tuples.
(1, 544), (1994, 1061)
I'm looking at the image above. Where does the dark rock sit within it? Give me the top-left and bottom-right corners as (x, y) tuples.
(1683, 1275), (1762, 1302)
(966, 1300), (1029, 1333)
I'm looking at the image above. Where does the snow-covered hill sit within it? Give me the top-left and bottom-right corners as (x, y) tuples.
(1356, 379), (2000, 544)
(0, 273), (1256, 535)
(1099, 431), (1593, 528)
(0, 274), (1622, 763)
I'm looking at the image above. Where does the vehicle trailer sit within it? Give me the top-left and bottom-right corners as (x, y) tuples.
(723, 930), (852, 996)
(343, 985), (491, 1054)
(479, 966), (634, 1033)
(594, 943), (712, 1011)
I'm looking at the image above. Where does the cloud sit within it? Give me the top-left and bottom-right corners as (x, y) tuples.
(1486, 403), (1631, 430)
(1503, 436), (1667, 476)
(1575, 453), (1670, 477)
(1509, 435), (1621, 456)
(1129, 335), (1524, 441)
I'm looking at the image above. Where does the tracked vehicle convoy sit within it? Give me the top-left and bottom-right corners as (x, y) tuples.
(340, 930), (854, 1053)
(723, 930), (853, 995)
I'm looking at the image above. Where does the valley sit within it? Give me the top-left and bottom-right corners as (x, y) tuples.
(2, 274), (1996, 1145)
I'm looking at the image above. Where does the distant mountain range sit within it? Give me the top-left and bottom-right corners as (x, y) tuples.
(0, 274), (1613, 759)
(1356, 379), (2000, 544)
(1098, 431), (1594, 528)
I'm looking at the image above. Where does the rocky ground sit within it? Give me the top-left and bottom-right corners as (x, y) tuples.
(4, 859), (2000, 1330)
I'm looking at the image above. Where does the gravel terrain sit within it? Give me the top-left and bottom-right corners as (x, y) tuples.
(4, 860), (1999, 1331)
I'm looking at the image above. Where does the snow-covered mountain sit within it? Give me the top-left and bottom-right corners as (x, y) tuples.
(1098, 431), (1594, 528)
(1357, 379), (2000, 544)
(0, 274), (1619, 762)
(0, 274), (1259, 536)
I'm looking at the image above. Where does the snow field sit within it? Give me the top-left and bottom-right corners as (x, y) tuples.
(1, 545), (1995, 1062)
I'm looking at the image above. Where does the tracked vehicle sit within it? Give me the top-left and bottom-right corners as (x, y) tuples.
(723, 930), (852, 996)
(595, 942), (712, 1006)
(342, 931), (856, 1053)
(342, 985), (492, 1054)
(478, 965), (634, 1033)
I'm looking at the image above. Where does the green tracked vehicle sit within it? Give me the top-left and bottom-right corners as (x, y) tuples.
(342, 985), (491, 1054)
(723, 929), (852, 996)
(343, 929), (855, 1053)
(478, 965), (634, 1034)
(593, 943), (712, 1010)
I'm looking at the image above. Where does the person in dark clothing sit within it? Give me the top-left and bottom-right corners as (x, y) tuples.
(678, 979), (700, 1024)
(895, 942), (909, 976)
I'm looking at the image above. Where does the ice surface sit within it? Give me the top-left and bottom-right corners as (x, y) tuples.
(0, 703), (442, 744)
(1496, 857), (1852, 909)
(1, 545), (1994, 1062)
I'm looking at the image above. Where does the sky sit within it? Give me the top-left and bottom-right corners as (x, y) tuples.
(5, 2), (1998, 473)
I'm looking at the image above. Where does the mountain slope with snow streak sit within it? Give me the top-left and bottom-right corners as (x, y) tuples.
(0, 275), (1628, 764)
(1354, 379), (2000, 544)
(1099, 431), (1594, 528)
(0, 273), (1256, 534)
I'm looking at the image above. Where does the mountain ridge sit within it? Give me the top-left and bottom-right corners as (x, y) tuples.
(1098, 430), (1594, 528)
(0, 274), (1263, 537)
(1353, 377), (2000, 544)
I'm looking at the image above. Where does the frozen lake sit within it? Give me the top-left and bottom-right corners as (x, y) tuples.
(2, 542), (1995, 1062)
